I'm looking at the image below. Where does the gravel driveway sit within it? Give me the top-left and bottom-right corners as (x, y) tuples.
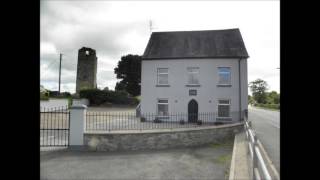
(41, 140), (233, 180)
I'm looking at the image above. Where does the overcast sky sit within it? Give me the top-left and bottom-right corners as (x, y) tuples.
(40, 0), (280, 95)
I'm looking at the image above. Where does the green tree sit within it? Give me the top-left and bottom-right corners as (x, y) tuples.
(114, 54), (141, 96)
(266, 91), (280, 104)
(115, 81), (126, 91)
(274, 93), (280, 104)
(248, 95), (255, 105)
(103, 86), (109, 91)
(249, 79), (269, 104)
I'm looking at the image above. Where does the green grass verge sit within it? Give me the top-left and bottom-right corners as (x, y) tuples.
(210, 140), (233, 149)
(209, 141), (233, 180)
(215, 154), (232, 164)
(254, 105), (280, 111)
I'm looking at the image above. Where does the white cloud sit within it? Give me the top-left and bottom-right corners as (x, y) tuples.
(41, 1), (280, 94)
(40, 42), (57, 55)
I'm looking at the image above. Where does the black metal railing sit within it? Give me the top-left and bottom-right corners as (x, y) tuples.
(85, 111), (241, 131)
(40, 106), (70, 147)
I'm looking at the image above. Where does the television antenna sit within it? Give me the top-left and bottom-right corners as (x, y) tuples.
(149, 20), (157, 34)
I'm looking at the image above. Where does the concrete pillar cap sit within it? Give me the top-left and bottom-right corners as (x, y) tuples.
(71, 104), (87, 109)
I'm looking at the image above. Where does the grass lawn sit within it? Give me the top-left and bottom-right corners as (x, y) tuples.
(254, 105), (280, 111)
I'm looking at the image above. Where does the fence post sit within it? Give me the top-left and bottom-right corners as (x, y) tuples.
(245, 109), (248, 119)
(69, 104), (87, 149)
(252, 134), (258, 180)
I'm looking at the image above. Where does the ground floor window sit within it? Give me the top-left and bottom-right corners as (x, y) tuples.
(218, 99), (231, 118)
(157, 99), (169, 116)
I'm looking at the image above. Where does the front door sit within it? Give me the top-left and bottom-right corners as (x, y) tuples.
(188, 99), (198, 123)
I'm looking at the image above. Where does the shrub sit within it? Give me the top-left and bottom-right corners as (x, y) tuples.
(40, 93), (49, 100)
(67, 96), (72, 108)
(106, 90), (130, 104)
(48, 91), (72, 98)
(179, 119), (185, 125)
(154, 117), (162, 123)
(255, 103), (280, 109)
(140, 117), (146, 122)
(79, 89), (140, 106)
(60, 92), (71, 97)
(197, 120), (203, 125)
(79, 89), (106, 105)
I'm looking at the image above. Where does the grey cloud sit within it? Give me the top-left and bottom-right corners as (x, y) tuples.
(41, 1), (149, 92)
(41, 70), (76, 84)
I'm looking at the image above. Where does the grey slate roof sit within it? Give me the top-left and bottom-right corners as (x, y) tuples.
(142, 28), (249, 60)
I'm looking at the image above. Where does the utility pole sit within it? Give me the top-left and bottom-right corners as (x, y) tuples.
(58, 53), (62, 94)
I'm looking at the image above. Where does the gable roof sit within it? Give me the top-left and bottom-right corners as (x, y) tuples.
(142, 28), (249, 60)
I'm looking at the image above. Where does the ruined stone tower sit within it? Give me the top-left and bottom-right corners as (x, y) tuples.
(76, 47), (97, 94)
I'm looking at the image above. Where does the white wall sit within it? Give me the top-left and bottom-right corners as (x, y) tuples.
(240, 59), (248, 113)
(40, 98), (69, 110)
(140, 58), (248, 122)
(72, 98), (89, 106)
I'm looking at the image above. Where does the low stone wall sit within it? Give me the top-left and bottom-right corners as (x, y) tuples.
(84, 123), (244, 151)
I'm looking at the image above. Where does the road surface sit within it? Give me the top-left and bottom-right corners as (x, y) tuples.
(248, 106), (280, 173)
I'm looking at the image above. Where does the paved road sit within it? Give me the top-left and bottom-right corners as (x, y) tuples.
(248, 106), (280, 173)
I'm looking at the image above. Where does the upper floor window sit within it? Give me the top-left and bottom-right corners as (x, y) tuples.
(218, 67), (231, 85)
(187, 67), (199, 84)
(157, 68), (168, 85)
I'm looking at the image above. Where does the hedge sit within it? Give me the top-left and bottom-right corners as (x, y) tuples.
(255, 103), (280, 109)
(79, 89), (139, 106)
(40, 94), (49, 100)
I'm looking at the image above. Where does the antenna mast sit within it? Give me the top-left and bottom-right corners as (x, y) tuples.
(149, 20), (153, 34)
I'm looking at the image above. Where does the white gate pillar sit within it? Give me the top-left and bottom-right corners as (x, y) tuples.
(69, 104), (87, 148)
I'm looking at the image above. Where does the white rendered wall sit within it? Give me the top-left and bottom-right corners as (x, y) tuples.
(140, 58), (248, 122)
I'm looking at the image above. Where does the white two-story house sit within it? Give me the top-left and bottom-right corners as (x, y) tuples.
(140, 29), (249, 123)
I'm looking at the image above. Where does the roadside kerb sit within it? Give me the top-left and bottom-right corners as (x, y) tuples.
(229, 131), (250, 180)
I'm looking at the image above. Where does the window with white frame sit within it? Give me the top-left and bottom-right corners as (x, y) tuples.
(218, 99), (231, 118)
(187, 67), (199, 84)
(157, 99), (169, 116)
(157, 68), (169, 85)
(218, 67), (231, 85)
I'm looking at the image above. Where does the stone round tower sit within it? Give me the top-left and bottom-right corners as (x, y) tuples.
(75, 47), (97, 94)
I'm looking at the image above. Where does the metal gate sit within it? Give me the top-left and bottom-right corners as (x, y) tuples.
(40, 106), (70, 147)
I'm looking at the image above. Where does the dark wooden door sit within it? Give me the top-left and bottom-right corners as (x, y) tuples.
(188, 99), (198, 123)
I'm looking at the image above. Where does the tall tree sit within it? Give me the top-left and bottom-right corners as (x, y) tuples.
(249, 79), (269, 104)
(267, 91), (280, 104)
(114, 54), (141, 96)
(248, 95), (254, 105)
(115, 81), (126, 91)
